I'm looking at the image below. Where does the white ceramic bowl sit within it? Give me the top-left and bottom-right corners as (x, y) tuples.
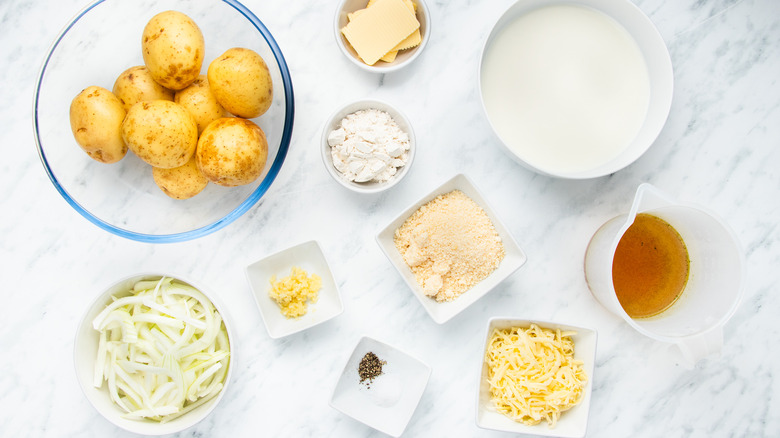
(74, 273), (234, 435)
(321, 99), (416, 194)
(376, 174), (527, 324)
(334, 0), (430, 73)
(245, 240), (344, 339)
(329, 336), (431, 437)
(478, 0), (673, 179)
(476, 318), (597, 437)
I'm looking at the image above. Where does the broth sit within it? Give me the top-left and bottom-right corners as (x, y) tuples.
(612, 213), (690, 318)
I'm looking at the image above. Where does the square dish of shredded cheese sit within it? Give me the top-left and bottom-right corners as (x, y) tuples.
(484, 324), (588, 428)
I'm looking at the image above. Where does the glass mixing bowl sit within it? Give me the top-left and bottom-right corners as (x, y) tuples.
(33, 0), (294, 243)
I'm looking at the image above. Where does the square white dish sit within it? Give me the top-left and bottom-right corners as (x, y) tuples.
(245, 240), (343, 339)
(329, 336), (431, 437)
(476, 318), (597, 437)
(376, 173), (527, 324)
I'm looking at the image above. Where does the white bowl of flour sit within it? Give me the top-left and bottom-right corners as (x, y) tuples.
(322, 99), (416, 194)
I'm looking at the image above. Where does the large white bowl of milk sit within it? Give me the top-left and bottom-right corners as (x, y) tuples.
(479, 0), (673, 179)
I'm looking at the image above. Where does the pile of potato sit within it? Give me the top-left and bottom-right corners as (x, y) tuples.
(68, 10), (274, 199)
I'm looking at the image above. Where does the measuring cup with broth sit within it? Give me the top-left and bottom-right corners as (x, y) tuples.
(584, 184), (743, 368)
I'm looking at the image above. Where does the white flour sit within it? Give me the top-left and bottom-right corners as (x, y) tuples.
(327, 109), (410, 183)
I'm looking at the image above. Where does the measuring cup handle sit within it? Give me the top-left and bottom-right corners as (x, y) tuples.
(674, 329), (724, 369)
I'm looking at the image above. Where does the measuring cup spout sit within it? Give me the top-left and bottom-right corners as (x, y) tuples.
(631, 183), (677, 215)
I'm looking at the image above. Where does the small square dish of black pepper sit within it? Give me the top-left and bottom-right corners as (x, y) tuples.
(328, 336), (432, 437)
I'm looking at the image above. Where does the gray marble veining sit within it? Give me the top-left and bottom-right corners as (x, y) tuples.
(1, 0), (778, 436)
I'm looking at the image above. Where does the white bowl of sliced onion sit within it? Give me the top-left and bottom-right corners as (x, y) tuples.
(74, 273), (234, 435)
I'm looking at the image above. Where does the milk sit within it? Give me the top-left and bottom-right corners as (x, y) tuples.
(481, 5), (651, 174)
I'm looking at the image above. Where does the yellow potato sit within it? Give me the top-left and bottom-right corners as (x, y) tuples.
(174, 75), (228, 134)
(152, 156), (209, 199)
(207, 48), (273, 118)
(113, 65), (174, 112)
(142, 11), (204, 90)
(196, 118), (268, 187)
(69, 86), (128, 164)
(122, 100), (198, 169)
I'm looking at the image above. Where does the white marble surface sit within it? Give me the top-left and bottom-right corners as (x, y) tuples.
(1, 0), (778, 436)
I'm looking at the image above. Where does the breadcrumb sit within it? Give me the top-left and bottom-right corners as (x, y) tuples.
(393, 190), (505, 301)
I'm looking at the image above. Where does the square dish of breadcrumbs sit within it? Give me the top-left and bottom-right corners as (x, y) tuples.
(393, 190), (505, 302)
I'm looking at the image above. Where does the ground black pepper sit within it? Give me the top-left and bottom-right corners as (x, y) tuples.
(358, 351), (386, 387)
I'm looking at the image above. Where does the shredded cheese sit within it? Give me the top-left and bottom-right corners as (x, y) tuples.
(484, 324), (587, 428)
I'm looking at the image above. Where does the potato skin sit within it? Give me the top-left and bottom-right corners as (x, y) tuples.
(113, 65), (174, 112)
(207, 48), (273, 118)
(152, 156), (208, 199)
(142, 10), (204, 90)
(174, 75), (227, 134)
(69, 86), (128, 164)
(196, 118), (268, 187)
(122, 100), (198, 169)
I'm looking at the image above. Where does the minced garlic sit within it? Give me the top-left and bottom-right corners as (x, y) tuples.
(268, 267), (322, 318)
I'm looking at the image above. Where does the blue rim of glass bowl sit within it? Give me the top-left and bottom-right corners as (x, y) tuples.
(32, 0), (294, 244)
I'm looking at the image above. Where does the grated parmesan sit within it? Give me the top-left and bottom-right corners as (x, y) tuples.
(485, 324), (588, 428)
(393, 190), (505, 301)
(268, 267), (322, 318)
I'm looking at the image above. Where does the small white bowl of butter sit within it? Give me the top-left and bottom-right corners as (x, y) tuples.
(479, 0), (673, 179)
(321, 99), (416, 194)
(334, 0), (430, 73)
